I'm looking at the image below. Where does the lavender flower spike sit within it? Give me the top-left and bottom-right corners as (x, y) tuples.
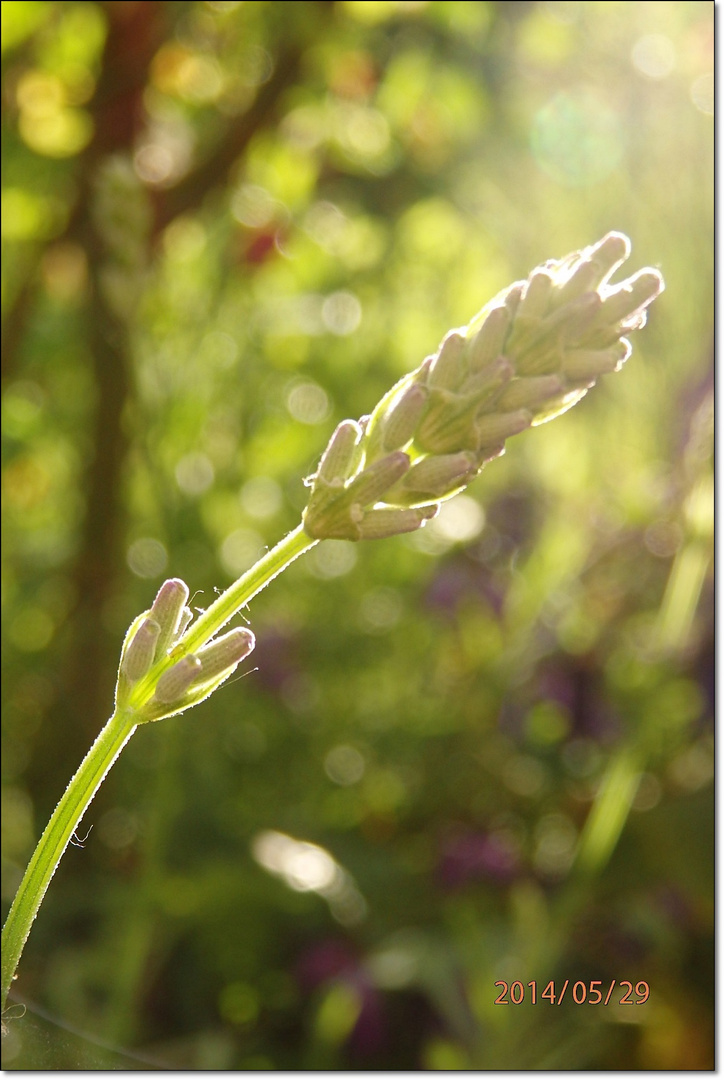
(302, 232), (663, 543)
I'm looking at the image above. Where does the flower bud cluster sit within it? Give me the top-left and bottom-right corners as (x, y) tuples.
(117, 578), (255, 721)
(302, 232), (663, 541)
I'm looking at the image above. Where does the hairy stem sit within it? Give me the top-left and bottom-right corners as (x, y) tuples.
(2, 709), (137, 1011)
(178, 523), (316, 656)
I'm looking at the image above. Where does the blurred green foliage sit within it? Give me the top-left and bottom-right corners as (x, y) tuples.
(1, 0), (712, 1069)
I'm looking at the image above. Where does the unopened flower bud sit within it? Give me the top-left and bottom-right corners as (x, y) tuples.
(561, 341), (631, 381)
(194, 627), (256, 683)
(555, 258), (601, 306)
(504, 314), (544, 362)
(459, 356), (513, 400)
(381, 384), (428, 451)
(475, 408), (532, 450)
(516, 270), (555, 321)
(566, 289), (606, 327)
(155, 655), (202, 704)
(150, 578), (190, 659)
(316, 420), (363, 485)
(123, 617), (161, 683)
(401, 451), (479, 498)
(598, 269), (664, 327)
(529, 387), (590, 427)
(508, 301), (602, 368)
(495, 374), (565, 412)
(504, 282), (525, 319)
(347, 451), (410, 506)
(357, 505), (438, 540)
(466, 305), (511, 372)
(427, 332), (466, 391)
(587, 231), (630, 283)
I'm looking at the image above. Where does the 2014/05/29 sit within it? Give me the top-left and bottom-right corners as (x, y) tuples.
(494, 980), (650, 1006)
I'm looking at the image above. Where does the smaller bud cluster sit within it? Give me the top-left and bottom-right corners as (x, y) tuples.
(117, 578), (255, 722)
(302, 232), (663, 542)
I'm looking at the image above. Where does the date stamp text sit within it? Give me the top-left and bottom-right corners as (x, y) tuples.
(494, 980), (650, 1006)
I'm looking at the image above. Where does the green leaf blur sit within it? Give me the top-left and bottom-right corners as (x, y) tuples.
(1, 0), (712, 1069)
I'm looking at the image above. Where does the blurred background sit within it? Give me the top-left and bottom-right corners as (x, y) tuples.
(1, 0), (713, 1069)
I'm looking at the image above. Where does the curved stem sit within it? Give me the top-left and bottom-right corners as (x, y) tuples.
(1, 709), (137, 1012)
(178, 523), (317, 655)
(2, 522), (317, 1012)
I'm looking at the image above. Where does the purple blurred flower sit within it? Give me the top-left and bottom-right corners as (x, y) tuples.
(652, 884), (696, 934)
(297, 938), (354, 989)
(251, 624), (301, 694)
(437, 829), (521, 889)
(485, 489), (540, 551)
(425, 556), (506, 618)
(347, 974), (386, 1057)
(296, 939), (386, 1056)
(537, 660), (623, 743)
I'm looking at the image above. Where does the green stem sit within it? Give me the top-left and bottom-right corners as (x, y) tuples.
(178, 522), (316, 655)
(1, 708), (137, 1012)
(1, 522), (318, 1012)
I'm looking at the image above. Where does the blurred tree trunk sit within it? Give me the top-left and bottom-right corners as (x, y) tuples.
(39, 2), (165, 793)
